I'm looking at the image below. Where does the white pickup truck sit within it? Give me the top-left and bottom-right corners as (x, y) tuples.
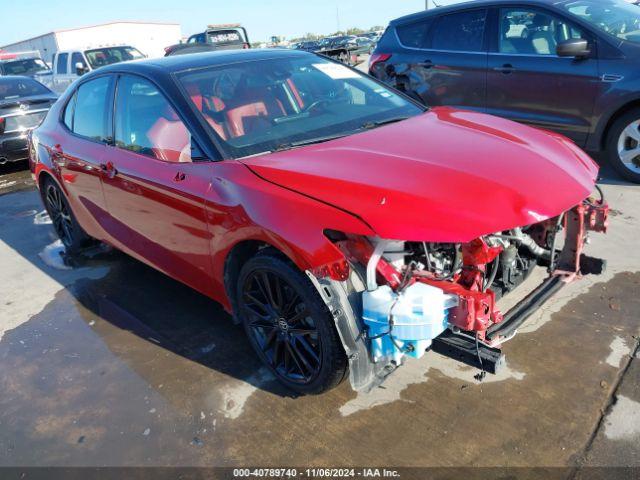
(41, 45), (145, 93)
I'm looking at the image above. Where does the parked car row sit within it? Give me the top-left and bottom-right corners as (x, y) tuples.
(0, 23), (255, 165)
(292, 31), (382, 64)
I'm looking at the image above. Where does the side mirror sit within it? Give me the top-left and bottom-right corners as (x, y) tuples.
(557, 39), (591, 58)
(75, 62), (87, 76)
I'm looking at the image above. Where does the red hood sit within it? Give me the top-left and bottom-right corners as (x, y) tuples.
(240, 107), (599, 242)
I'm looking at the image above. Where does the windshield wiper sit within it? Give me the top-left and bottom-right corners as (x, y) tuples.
(272, 133), (350, 152)
(359, 116), (410, 130)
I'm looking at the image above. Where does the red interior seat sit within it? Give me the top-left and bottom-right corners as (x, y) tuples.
(147, 107), (191, 162)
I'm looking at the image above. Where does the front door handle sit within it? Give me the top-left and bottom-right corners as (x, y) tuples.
(418, 60), (434, 69)
(173, 171), (186, 182)
(100, 161), (118, 178)
(493, 64), (515, 74)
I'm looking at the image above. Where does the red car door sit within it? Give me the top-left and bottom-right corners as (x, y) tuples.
(54, 75), (114, 239)
(101, 74), (215, 296)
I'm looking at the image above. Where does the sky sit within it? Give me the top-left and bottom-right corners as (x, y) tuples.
(1, 0), (467, 45)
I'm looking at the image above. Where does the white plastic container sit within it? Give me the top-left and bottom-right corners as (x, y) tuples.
(363, 282), (458, 363)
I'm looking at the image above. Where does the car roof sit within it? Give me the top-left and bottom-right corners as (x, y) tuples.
(391, 0), (569, 25)
(0, 75), (40, 81)
(94, 48), (312, 77)
(56, 45), (135, 53)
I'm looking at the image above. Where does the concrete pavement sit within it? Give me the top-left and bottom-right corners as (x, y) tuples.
(0, 161), (638, 470)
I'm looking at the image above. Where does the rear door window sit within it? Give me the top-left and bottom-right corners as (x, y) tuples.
(431, 10), (488, 52)
(63, 91), (77, 130)
(396, 18), (434, 49)
(71, 76), (113, 142)
(56, 53), (68, 74)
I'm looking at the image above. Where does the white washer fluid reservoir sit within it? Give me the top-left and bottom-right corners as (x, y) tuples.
(362, 282), (458, 364)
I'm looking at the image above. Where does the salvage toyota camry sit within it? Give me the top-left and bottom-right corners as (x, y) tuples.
(29, 49), (609, 394)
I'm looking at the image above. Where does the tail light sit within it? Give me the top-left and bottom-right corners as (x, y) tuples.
(0, 117), (4, 135)
(368, 53), (391, 74)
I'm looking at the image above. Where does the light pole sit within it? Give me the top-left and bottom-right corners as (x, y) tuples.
(425, 0), (430, 9)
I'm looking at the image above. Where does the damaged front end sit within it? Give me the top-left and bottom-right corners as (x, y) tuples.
(307, 192), (610, 392)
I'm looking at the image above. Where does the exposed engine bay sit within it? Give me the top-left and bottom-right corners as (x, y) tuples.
(312, 191), (610, 391)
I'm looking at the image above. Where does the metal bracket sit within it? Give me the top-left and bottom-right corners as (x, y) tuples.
(305, 269), (398, 392)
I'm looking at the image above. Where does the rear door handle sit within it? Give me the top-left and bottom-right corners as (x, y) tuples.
(173, 171), (186, 182)
(418, 60), (434, 69)
(493, 64), (515, 74)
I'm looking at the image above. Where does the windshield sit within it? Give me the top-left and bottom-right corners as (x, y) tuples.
(0, 77), (51, 100)
(84, 46), (145, 69)
(1, 58), (50, 76)
(562, 0), (640, 43)
(178, 55), (424, 159)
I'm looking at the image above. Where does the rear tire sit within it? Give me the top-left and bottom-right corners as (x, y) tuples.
(42, 177), (92, 254)
(606, 109), (640, 183)
(236, 251), (348, 395)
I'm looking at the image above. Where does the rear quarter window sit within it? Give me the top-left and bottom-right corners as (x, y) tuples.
(431, 9), (488, 52)
(396, 18), (434, 49)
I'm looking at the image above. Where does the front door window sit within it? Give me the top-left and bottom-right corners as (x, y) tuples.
(499, 8), (587, 55)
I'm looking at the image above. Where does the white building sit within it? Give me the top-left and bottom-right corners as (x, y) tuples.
(0, 21), (182, 63)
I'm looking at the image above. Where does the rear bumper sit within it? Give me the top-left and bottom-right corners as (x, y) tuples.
(0, 134), (28, 162)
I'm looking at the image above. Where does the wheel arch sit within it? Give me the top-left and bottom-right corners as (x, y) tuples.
(36, 169), (62, 205)
(597, 99), (640, 151)
(222, 238), (308, 323)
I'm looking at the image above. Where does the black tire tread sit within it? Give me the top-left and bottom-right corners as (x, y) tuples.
(42, 177), (92, 254)
(606, 108), (640, 184)
(237, 249), (348, 394)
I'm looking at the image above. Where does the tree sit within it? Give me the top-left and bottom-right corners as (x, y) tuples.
(345, 27), (365, 35)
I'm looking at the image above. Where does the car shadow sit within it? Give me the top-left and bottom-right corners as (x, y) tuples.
(0, 187), (296, 399)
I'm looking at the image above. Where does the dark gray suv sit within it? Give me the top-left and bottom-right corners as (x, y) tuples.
(370, 0), (640, 183)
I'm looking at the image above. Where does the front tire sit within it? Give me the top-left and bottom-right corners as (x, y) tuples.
(42, 177), (92, 254)
(606, 109), (640, 183)
(236, 251), (348, 394)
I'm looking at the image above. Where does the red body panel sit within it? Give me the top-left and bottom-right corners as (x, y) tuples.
(31, 99), (601, 315)
(241, 108), (599, 242)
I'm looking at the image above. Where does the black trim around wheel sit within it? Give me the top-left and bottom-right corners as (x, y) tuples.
(45, 181), (76, 248)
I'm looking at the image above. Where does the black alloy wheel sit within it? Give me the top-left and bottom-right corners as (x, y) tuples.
(237, 252), (347, 394)
(42, 178), (91, 253)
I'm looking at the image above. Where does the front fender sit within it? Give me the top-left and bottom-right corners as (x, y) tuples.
(205, 160), (375, 308)
(588, 88), (640, 152)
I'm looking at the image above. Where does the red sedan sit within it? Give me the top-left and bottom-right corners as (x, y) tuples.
(30, 49), (608, 394)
